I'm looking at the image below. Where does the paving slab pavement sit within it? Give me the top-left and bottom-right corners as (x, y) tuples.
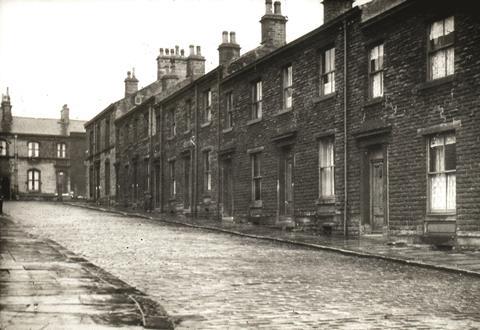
(0, 215), (174, 330)
(68, 202), (480, 279)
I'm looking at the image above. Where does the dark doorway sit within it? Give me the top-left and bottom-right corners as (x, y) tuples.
(221, 159), (234, 218)
(368, 148), (385, 233)
(0, 176), (10, 200)
(183, 156), (191, 210)
(279, 148), (294, 219)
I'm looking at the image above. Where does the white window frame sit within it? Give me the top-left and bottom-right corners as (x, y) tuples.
(28, 142), (39, 158)
(428, 16), (455, 81)
(319, 137), (335, 198)
(427, 132), (456, 214)
(283, 65), (293, 109)
(169, 160), (176, 197)
(251, 153), (262, 201)
(369, 43), (384, 98)
(320, 47), (335, 96)
(225, 91), (234, 129)
(27, 169), (41, 191)
(204, 90), (212, 123)
(252, 80), (263, 120)
(204, 150), (212, 192)
(57, 143), (66, 158)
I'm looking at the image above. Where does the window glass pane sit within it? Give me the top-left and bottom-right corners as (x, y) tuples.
(446, 47), (454, 76)
(447, 173), (456, 210)
(444, 142), (456, 171)
(430, 174), (446, 210)
(256, 81), (262, 101)
(429, 145), (444, 172)
(430, 20), (444, 40)
(372, 72), (383, 97)
(254, 180), (261, 200)
(445, 16), (454, 34)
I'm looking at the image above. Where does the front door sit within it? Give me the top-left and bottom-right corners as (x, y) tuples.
(279, 149), (294, 218)
(369, 150), (385, 233)
(183, 156), (191, 210)
(0, 176), (11, 200)
(56, 171), (66, 198)
(222, 159), (234, 217)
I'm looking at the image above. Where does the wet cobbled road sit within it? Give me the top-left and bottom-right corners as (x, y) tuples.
(4, 202), (480, 329)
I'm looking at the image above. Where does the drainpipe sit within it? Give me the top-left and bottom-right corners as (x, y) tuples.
(216, 68), (222, 222)
(193, 84), (199, 218)
(159, 104), (164, 213)
(343, 18), (349, 238)
(149, 103), (154, 208)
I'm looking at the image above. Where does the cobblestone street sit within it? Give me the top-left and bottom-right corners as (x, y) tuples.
(4, 202), (480, 329)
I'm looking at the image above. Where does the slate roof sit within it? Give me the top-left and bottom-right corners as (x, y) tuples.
(10, 116), (86, 136)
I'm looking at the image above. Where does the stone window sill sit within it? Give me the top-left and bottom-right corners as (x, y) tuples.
(316, 196), (336, 205)
(274, 108), (293, 117)
(222, 127), (233, 134)
(363, 96), (383, 108)
(313, 92), (336, 104)
(201, 121), (212, 128)
(418, 75), (454, 91)
(250, 200), (263, 208)
(247, 118), (262, 126)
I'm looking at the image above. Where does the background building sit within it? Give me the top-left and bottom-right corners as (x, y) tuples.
(0, 92), (86, 200)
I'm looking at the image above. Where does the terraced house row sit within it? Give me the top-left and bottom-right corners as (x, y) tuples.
(85, 0), (480, 247)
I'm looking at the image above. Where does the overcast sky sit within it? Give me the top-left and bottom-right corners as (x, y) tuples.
(0, 0), (369, 121)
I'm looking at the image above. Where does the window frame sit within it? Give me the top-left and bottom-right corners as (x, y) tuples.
(368, 43), (384, 99)
(185, 100), (192, 132)
(318, 137), (335, 198)
(427, 16), (455, 81)
(283, 64), (293, 110)
(427, 131), (456, 214)
(203, 150), (212, 193)
(27, 141), (40, 158)
(56, 142), (66, 158)
(225, 91), (234, 129)
(27, 169), (41, 192)
(251, 80), (263, 120)
(0, 139), (7, 156)
(251, 152), (262, 201)
(203, 89), (212, 124)
(320, 47), (336, 96)
(169, 108), (176, 137)
(169, 160), (176, 197)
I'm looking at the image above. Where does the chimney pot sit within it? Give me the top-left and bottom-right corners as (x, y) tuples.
(222, 31), (229, 43)
(159, 48), (164, 56)
(274, 1), (281, 14)
(230, 31), (237, 44)
(196, 46), (201, 56)
(175, 45), (179, 55)
(265, 0), (273, 14)
(166, 48), (170, 55)
(170, 48), (175, 55)
(181, 49), (185, 56)
(189, 45), (195, 56)
(127, 71), (131, 78)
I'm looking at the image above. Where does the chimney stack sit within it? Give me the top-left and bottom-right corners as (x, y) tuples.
(218, 31), (241, 67)
(61, 104), (70, 123)
(260, 0), (287, 48)
(322, 0), (353, 23)
(187, 45), (206, 77)
(124, 70), (139, 97)
(1, 87), (12, 132)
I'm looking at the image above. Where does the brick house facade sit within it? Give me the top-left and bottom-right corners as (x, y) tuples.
(87, 0), (480, 247)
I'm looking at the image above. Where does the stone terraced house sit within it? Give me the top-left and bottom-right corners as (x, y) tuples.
(85, 0), (480, 247)
(0, 93), (86, 200)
